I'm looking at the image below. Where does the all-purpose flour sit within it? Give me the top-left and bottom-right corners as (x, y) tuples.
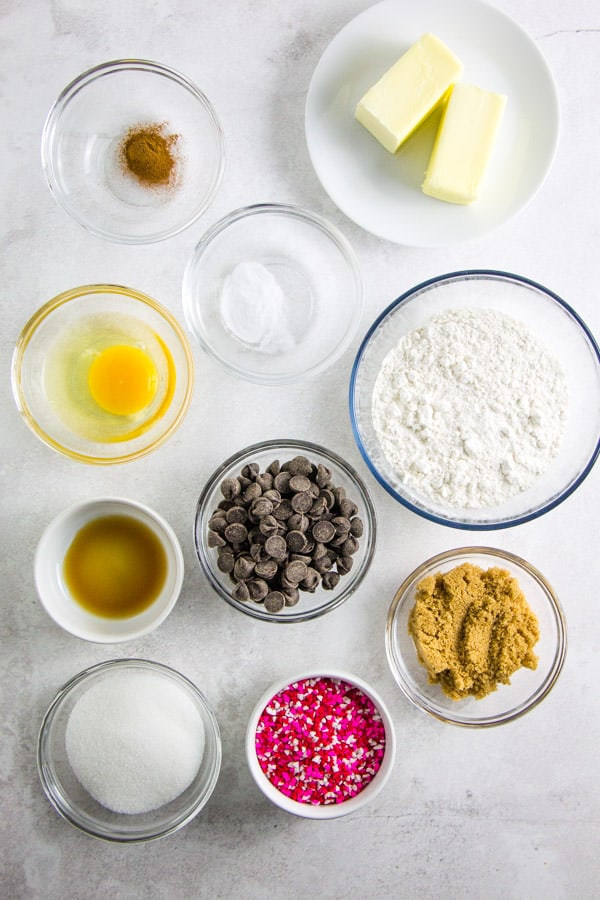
(372, 308), (568, 509)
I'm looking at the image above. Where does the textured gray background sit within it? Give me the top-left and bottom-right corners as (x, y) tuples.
(1, 0), (599, 898)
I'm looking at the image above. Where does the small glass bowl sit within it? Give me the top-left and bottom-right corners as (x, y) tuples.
(38, 659), (222, 842)
(41, 59), (224, 243)
(194, 439), (376, 622)
(350, 270), (600, 529)
(34, 498), (184, 643)
(182, 204), (362, 384)
(386, 547), (567, 727)
(11, 284), (194, 464)
(245, 669), (396, 819)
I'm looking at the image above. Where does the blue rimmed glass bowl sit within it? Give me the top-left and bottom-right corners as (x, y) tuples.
(350, 270), (600, 530)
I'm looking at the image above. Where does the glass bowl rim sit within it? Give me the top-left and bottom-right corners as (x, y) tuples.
(245, 667), (396, 818)
(349, 268), (600, 530)
(385, 545), (568, 728)
(11, 283), (194, 465)
(40, 58), (226, 245)
(194, 437), (377, 623)
(182, 202), (363, 385)
(37, 657), (222, 843)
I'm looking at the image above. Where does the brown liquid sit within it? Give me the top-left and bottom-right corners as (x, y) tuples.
(63, 514), (168, 618)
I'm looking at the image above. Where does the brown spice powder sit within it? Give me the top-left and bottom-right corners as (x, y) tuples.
(408, 562), (539, 700)
(119, 122), (179, 187)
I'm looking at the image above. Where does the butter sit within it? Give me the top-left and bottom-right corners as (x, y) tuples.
(422, 83), (507, 204)
(355, 33), (463, 154)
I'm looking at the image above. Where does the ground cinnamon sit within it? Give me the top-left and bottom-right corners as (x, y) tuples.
(119, 122), (179, 187)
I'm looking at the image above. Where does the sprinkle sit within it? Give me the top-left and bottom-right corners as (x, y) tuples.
(255, 677), (386, 806)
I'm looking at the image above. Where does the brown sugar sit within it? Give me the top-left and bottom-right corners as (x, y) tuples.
(408, 562), (539, 700)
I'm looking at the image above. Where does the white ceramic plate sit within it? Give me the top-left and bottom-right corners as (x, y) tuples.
(305, 0), (560, 247)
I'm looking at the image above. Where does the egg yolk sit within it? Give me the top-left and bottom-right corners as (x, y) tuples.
(88, 345), (158, 416)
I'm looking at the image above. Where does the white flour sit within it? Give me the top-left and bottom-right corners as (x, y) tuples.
(372, 307), (568, 508)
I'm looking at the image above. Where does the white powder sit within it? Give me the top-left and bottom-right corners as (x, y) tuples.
(66, 669), (205, 815)
(220, 261), (295, 353)
(372, 307), (568, 509)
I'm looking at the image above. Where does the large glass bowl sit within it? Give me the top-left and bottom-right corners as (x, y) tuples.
(11, 284), (194, 464)
(182, 204), (362, 384)
(386, 547), (566, 727)
(37, 659), (222, 842)
(41, 59), (224, 243)
(350, 270), (600, 529)
(194, 439), (376, 622)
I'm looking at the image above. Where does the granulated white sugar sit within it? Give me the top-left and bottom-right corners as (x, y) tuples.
(66, 669), (205, 815)
(372, 307), (568, 509)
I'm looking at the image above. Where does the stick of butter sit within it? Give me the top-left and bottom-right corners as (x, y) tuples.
(355, 33), (463, 154)
(422, 83), (507, 204)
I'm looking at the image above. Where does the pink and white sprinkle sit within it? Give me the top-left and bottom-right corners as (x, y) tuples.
(255, 676), (386, 805)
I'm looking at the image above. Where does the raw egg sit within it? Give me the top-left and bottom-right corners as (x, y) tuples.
(88, 344), (158, 416)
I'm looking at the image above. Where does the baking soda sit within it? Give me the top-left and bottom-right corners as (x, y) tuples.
(372, 307), (568, 508)
(66, 668), (205, 815)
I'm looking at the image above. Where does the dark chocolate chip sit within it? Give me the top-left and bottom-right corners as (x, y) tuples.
(247, 578), (269, 601)
(312, 519), (335, 543)
(226, 506), (248, 524)
(316, 464), (332, 488)
(285, 559), (308, 583)
(241, 463), (260, 479)
(283, 588), (300, 606)
(322, 571), (341, 591)
(251, 497), (274, 518)
(288, 474), (311, 493)
(272, 498), (294, 520)
(217, 550), (235, 574)
(291, 491), (313, 513)
(265, 534), (287, 560)
(255, 559), (278, 579)
(224, 522), (248, 544)
(232, 581), (250, 602)
(234, 555), (255, 581)
(274, 471), (292, 493)
(264, 591), (285, 613)
(350, 516), (364, 538)
(286, 530), (308, 553)
(341, 535), (359, 556)
(207, 530), (226, 548)
(220, 477), (241, 500)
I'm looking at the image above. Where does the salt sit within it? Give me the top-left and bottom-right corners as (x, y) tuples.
(66, 669), (205, 815)
(220, 260), (295, 353)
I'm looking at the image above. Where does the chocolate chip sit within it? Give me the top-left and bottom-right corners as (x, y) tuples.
(272, 498), (294, 520)
(288, 513), (309, 532)
(332, 516), (351, 535)
(264, 591), (285, 613)
(274, 471), (292, 493)
(232, 581), (250, 602)
(220, 477), (241, 500)
(286, 456), (313, 476)
(340, 498), (358, 518)
(241, 463), (260, 479)
(234, 556), (255, 581)
(208, 515), (227, 533)
(256, 472), (273, 491)
(322, 571), (340, 591)
(350, 516), (364, 538)
(291, 491), (313, 513)
(341, 535), (359, 556)
(283, 588), (300, 606)
(265, 534), (287, 560)
(226, 506), (248, 524)
(243, 482), (262, 503)
(312, 519), (335, 543)
(316, 464), (332, 488)
(319, 489), (335, 509)
(251, 497), (274, 518)
(313, 555), (333, 574)
(224, 522), (248, 544)
(308, 497), (328, 519)
(337, 555), (354, 575)
(258, 514), (279, 537)
(266, 460), (281, 476)
(285, 530), (308, 553)
(301, 569), (320, 592)
(285, 559), (308, 583)
(288, 474), (311, 493)
(255, 559), (278, 579)
(247, 578), (269, 601)
(217, 550), (235, 573)
(207, 530), (226, 548)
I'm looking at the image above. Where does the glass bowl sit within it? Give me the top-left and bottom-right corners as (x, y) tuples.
(11, 284), (194, 464)
(182, 204), (362, 384)
(386, 547), (567, 727)
(194, 439), (376, 622)
(34, 497), (184, 643)
(38, 659), (222, 842)
(245, 669), (396, 819)
(350, 270), (600, 529)
(41, 59), (224, 243)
